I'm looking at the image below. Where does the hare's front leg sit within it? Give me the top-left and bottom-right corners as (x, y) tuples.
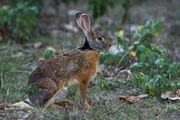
(78, 79), (90, 109)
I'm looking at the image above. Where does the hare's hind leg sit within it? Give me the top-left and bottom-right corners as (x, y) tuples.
(29, 78), (58, 106)
(45, 81), (72, 108)
(45, 86), (68, 107)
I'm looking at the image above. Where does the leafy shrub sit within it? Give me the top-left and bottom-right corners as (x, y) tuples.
(100, 20), (180, 95)
(119, 20), (180, 95)
(0, 0), (40, 42)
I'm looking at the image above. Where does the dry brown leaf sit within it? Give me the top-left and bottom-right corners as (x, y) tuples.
(119, 94), (149, 103)
(119, 96), (140, 103)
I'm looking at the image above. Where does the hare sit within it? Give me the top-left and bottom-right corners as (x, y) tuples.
(27, 11), (112, 109)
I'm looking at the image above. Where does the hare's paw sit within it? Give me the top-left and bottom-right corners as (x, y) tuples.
(46, 100), (73, 109)
(55, 99), (73, 106)
(84, 102), (91, 110)
(47, 104), (61, 109)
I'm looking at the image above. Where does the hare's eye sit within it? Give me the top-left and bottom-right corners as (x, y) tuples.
(97, 36), (103, 41)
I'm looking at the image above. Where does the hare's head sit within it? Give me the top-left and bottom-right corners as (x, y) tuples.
(76, 11), (112, 51)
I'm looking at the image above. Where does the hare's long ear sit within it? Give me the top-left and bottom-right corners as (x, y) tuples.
(75, 12), (91, 34)
(75, 11), (83, 30)
(80, 14), (91, 32)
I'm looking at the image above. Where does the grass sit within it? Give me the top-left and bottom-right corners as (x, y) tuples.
(0, 38), (180, 120)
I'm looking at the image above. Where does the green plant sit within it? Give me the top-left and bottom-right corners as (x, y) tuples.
(116, 20), (180, 95)
(0, 0), (40, 42)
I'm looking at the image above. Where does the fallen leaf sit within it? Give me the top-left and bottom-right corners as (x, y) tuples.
(161, 91), (180, 100)
(138, 94), (149, 98)
(161, 91), (174, 99)
(169, 96), (180, 100)
(119, 96), (139, 103)
(119, 94), (149, 103)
